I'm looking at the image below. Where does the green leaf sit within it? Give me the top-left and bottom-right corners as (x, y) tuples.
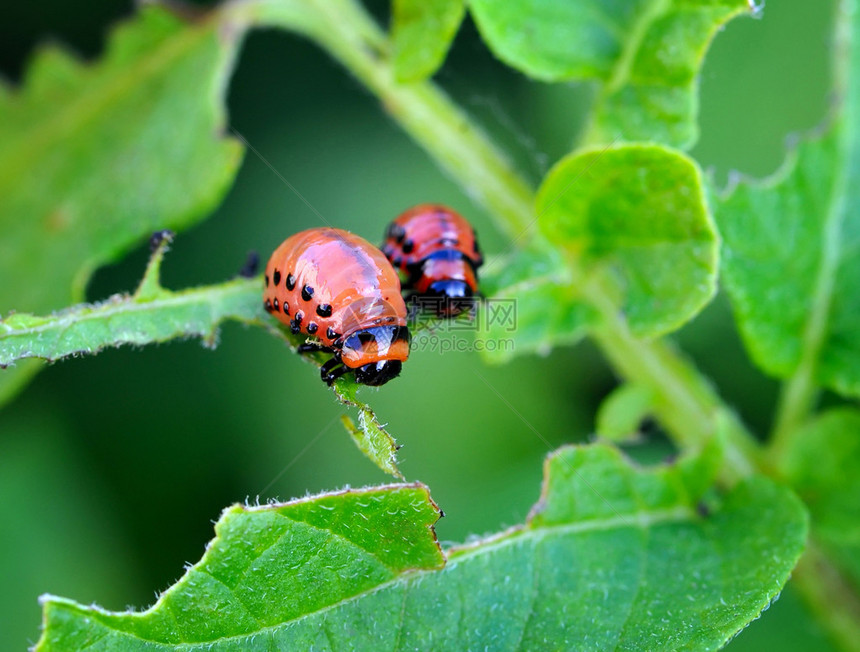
(0, 5), (245, 402)
(335, 385), (403, 479)
(37, 444), (806, 650)
(783, 409), (860, 592)
(716, 128), (860, 397)
(538, 143), (718, 337)
(716, 0), (860, 398)
(0, 280), (262, 367)
(38, 483), (444, 651)
(596, 382), (655, 442)
(391, 0), (465, 82)
(0, 235), (264, 367)
(468, 0), (750, 148)
(478, 249), (595, 363)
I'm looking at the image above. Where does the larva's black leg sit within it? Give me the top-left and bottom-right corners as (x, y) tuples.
(324, 365), (351, 386)
(320, 357), (340, 382)
(320, 358), (351, 385)
(297, 342), (331, 355)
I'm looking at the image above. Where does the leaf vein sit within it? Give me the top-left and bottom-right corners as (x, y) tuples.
(196, 568), (267, 628)
(512, 539), (540, 652)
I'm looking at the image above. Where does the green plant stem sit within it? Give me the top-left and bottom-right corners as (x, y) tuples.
(238, 0), (534, 241)
(239, 0), (761, 476)
(579, 273), (758, 479)
(0, 276), (264, 366)
(579, 0), (670, 146)
(770, 369), (821, 461)
(792, 543), (860, 652)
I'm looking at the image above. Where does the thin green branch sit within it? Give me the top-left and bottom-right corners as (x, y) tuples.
(603, 0), (670, 95)
(580, 273), (758, 478)
(770, 371), (821, 460)
(236, 0), (535, 240)
(0, 276), (264, 367)
(0, 228), (264, 366)
(792, 542), (860, 652)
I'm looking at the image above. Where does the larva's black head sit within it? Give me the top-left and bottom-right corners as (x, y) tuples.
(427, 279), (472, 299)
(354, 359), (403, 386)
(338, 325), (410, 386)
(426, 279), (474, 317)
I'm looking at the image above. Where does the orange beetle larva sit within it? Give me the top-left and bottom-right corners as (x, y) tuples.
(381, 204), (483, 316)
(264, 227), (410, 386)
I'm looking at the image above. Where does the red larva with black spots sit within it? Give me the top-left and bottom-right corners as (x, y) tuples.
(264, 228), (410, 386)
(381, 204), (483, 316)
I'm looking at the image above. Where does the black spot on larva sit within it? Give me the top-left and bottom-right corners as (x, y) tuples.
(295, 310), (304, 323)
(307, 322), (318, 334)
(302, 285), (314, 301)
(283, 302), (290, 315)
(326, 327), (339, 340)
(316, 304), (332, 318)
(273, 298), (279, 311)
(264, 298), (273, 312)
(290, 319), (300, 334)
(286, 273), (296, 290)
(392, 256), (403, 267)
(388, 223), (405, 241)
(273, 270), (281, 286)
(402, 239), (414, 254)
(264, 274), (269, 287)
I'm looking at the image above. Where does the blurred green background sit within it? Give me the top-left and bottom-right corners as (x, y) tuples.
(0, 0), (839, 649)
